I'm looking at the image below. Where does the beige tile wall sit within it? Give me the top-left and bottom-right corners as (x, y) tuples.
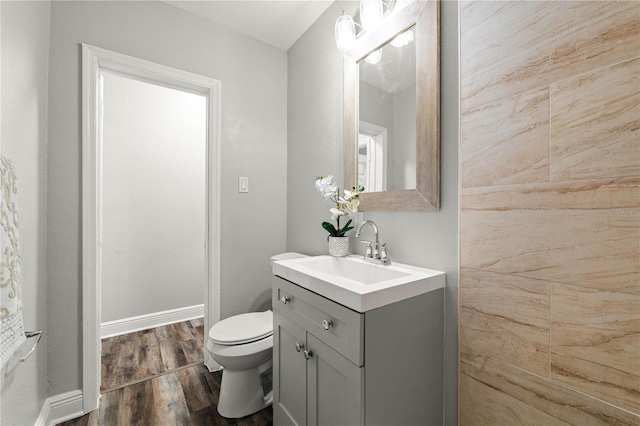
(459, 1), (640, 424)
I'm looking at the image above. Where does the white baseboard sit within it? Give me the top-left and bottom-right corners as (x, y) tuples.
(36, 390), (84, 426)
(35, 397), (50, 426)
(101, 304), (205, 338)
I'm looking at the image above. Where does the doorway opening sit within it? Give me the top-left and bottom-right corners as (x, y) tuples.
(82, 44), (221, 413)
(358, 120), (387, 192)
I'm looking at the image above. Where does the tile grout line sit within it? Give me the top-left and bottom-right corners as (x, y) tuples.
(547, 83), (552, 183)
(548, 282), (552, 378)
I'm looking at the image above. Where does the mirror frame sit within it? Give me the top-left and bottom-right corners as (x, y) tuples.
(344, 0), (440, 211)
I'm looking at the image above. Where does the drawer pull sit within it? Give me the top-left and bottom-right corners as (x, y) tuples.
(322, 319), (333, 330)
(280, 296), (290, 305)
(303, 350), (313, 360)
(295, 342), (304, 352)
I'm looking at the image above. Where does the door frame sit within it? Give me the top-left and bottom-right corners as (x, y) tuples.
(81, 44), (221, 412)
(359, 120), (388, 192)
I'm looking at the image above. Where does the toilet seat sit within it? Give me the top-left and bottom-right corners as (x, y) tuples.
(209, 310), (273, 345)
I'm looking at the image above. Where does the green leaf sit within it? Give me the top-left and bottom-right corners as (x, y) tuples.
(322, 222), (338, 236)
(337, 226), (353, 236)
(335, 219), (353, 237)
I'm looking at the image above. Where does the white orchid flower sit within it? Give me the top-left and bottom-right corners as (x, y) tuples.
(343, 189), (357, 200)
(343, 198), (360, 215)
(316, 175), (362, 238)
(330, 208), (346, 220)
(315, 175), (335, 194)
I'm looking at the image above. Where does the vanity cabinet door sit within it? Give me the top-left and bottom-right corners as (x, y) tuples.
(274, 313), (307, 426)
(306, 334), (364, 426)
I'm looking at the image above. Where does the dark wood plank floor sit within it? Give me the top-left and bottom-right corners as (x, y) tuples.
(101, 318), (206, 392)
(58, 319), (273, 426)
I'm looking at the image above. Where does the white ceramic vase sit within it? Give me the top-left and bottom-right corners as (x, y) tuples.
(328, 236), (349, 257)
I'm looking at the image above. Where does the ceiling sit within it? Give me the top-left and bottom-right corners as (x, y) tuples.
(163, 0), (336, 51)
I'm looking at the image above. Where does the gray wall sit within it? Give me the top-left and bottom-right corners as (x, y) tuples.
(286, 1), (459, 424)
(46, 1), (288, 395)
(393, 84), (417, 190)
(0, 1), (50, 424)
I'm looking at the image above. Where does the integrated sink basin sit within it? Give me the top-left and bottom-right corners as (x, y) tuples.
(298, 255), (410, 285)
(272, 255), (445, 312)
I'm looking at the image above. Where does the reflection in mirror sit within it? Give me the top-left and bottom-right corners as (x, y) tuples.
(344, 0), (439, 211)
(358, 26), (416, 193)
(358, 121), (387, 192)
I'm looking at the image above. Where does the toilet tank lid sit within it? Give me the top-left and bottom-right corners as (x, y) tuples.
(270, 252), (307, 264)
(209, 310), (273, 345)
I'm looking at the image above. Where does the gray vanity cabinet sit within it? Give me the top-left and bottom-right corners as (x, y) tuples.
(272, 274), (445, 426)
(273, 313), (364, 426)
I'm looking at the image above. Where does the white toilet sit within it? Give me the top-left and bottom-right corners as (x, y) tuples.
(207, 253), (306, 418)
(207, 310), (274, 418)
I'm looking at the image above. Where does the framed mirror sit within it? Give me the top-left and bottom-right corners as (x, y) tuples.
(344, 1), (440, 211)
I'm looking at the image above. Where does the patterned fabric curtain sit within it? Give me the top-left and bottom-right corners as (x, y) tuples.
(1, 156), (26, 369)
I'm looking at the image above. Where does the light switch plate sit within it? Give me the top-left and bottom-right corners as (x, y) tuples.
(238, 176), (249, 193)
(352, 212), (364, 230)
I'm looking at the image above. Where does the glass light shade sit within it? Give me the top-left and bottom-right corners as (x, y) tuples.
(364, 49), (382, 64)
(360, 0), (384, 30)
(390, 29), (414, 47)
(335, 14), (356, 51)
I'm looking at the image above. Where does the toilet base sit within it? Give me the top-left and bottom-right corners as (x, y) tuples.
(217, 358), (273, 418)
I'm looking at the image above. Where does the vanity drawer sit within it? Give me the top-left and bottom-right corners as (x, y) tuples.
(273, 276), (364, 366)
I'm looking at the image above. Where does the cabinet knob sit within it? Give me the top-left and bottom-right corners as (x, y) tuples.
(280, 296), (290, 305)
(322, 319), (333, 330)
(295, 342), (304, 352)
(303, 349), (313, 360)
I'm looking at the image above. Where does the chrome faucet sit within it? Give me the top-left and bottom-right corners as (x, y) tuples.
(355, 220), (391, 265)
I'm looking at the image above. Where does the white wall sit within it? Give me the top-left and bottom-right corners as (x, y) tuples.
(101, 72), (206, 323)
(0, 1), (50, 424)
(46, 1), (287, 395)
(286, 1), (459, 424)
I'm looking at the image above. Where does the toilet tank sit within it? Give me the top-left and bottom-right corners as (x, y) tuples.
(270, 252), (307, 266)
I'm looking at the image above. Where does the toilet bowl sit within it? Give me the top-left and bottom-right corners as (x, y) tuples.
(207, 310), (274, 418)
(207, 252), (307, 418)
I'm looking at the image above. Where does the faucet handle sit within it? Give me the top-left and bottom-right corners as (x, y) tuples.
(360, 240), (373, 258)
(380, 243), (389, 260)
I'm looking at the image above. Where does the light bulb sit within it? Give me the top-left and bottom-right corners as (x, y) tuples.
(390, 29), (414, 47)
(364, 49), (382, 64)
(360, 0), (383, 31)
(334, 14), (356, 51)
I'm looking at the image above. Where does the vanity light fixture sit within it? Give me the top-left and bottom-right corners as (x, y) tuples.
(360, 0), (384, 30)
(364, 48), (382, 64)
(335, 13), (356, 51)
(390, 29), (414, 47)
(334, 0), (396, 51)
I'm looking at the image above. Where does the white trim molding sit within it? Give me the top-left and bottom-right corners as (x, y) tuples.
(34, 398), (50, 426)
(100, 305), (205, 338)
(82, 44), (221, 413)
(35, 390), (84, 426)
